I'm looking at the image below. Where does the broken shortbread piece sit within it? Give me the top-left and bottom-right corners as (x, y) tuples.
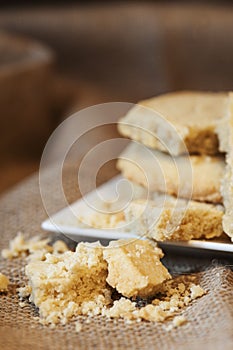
(216, 92), (233, 240)
(118, 91), (227, 156)
(25, 242), (111, 325)
(17, 238), (206, 328)
(124, 199), (224, 241)
(0, 273), (9, 292)
(117, 142), (225, 203)
(103, 239), (171, 298)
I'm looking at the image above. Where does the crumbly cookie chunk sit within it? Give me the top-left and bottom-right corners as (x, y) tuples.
(103, 239), (171, 298)
(118, 91), (228, 156)
(117, 142), (224, 203)
(19, 238), (206, 327)
(0, 273), (9, 292)
(25, 242), (111, 325)
(216, 92), (233, 240)
(124, 199), (224, 241)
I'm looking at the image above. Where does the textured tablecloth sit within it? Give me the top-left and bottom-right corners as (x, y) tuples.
(1, 165), (233, 350)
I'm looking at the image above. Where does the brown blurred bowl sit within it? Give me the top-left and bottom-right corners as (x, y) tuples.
(0, 31), (54, 159)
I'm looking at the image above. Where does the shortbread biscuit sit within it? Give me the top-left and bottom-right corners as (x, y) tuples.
(117, 142), (225, 203)
(216, 92), (233, 240)
(103, 239), (171, 298)
(124, 198), (224, 241)
(25, 242), (111, 324)
(118, 91), (228, 156)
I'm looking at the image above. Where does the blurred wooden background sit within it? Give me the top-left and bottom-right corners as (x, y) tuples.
(0, 2), (232, 193)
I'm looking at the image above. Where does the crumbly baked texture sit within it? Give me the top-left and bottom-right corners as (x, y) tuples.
(5, 235), (206, 328)
(1, 232), (69, 261)
(216, 92), (233, 240)
(118, 91), (228, 156)
(103, 239), (171, 298)
(103, 275), (205, 323)
(23, 242), (111, 325)
(117, 142), (225, 203)
(0, 272), (9, 292)
(124, 199), (224, 241)
(1, 232), (53, 259)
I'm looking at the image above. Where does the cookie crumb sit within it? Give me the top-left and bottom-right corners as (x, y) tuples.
(75, 321), (82, 333)
(19, 301), (27, 308)
(173, 315), (186, 327)
(0, 273), (9, 292)
(52, 240), (69, 254)
(190, 284), (206, 299)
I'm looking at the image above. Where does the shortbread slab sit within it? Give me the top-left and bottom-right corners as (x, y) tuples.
(103, 239), (171, 298)
(118, 91), (227, 156)
(117, 142), (225, 203)
(216, 92), (233, 240)
(124, 198), (224, 241)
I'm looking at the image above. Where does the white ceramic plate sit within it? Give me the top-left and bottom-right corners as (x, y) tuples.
(42, 175), (233, 252)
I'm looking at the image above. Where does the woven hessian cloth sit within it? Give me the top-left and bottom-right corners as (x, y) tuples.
(1, 164), (233, 350)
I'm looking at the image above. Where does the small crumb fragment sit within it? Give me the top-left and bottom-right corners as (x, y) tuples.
(102, 298), (137, 319)
(52, 240), (69, 253)
(18, 285), (32, 298)
(172, 315), (186, 327)
(190, 284), (206, 299)
(0, 273), (9, 292)
(19, 302), (27, 308)
(75, 321), (82, 333)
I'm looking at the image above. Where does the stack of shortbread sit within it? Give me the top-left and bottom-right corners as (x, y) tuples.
(117, 91), (233, 241)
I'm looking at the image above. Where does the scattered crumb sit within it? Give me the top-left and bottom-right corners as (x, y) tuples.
(1, 232), (53, 259)
(75, 321), (82, 333)
(100, 274), (205, 325)
(18, 285), (32, 298)
(172, 315), (187, 327)
(0, 272), (9, 292)
(102, 298), (137, 319)
(101, 275), (204, 324)
(1, 233), (70, 263)
(52, 240), (69, 254)
(19, 301), (27, 308)
(190, 284), (206, 299)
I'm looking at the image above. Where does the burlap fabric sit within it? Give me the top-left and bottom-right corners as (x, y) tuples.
(1, 165), (233, 350)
